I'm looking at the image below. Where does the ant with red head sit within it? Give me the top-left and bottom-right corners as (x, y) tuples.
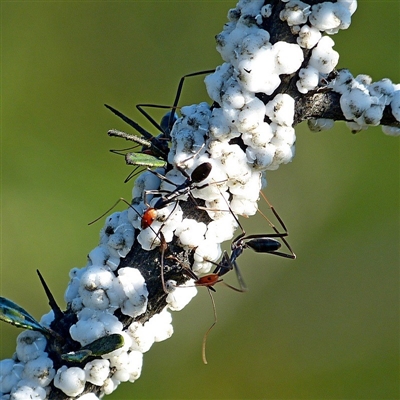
(140, 160), (213, 229)
(181, 192), (296, 363)
(89, 195), (183, 296)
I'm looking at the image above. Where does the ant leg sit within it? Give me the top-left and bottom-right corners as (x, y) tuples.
(123, 166), (148, 184)
(259, 191), (289, 233)
(169, 69), (216, 132)
(136, 103), (176, 136)
(230, 259), (248, 292)
(145, 168), (189, 189)
(88, 198), (133, 225)
(158, 232), (169, 294)
(136, 70), (216, 139)
(258, 192), (296, 258)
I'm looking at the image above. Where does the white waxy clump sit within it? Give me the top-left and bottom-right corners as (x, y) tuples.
(175, 218), (207, 247)
(65, 267), (86, 304)
(136, 225), (160, 251)
(168, 102), (211, 167)
(297, 25), (321, 49)
(308, 118), (335, 132)
(338, 0), (357, 16)
(340, 88), (372, 120)
(115, 267), (148, 317)
(166, 280), (197, 311)
(390, 90), (400, 121)
(261, 4), (272, 18)
(8, 385), (47, 400)
(102, 376), (120, 395)
(100, 211), (134, 259)
(109, 350), (143, 383)
(39, 310), (55, 329)
(309, 36), (339, 74)
(154, 201), (183, 229)
(70, 309), (123, 346)
(238, 97), (266, 131)
(53, 366), (86, 397)
(127, 308), (174, 353)
(309, 2), (353, 34)
(22, 356), (55, 387)
(16, 331), (47, 363)
(265, 94), (295, 127)
(345, 121), (366, 133)
(84, 359), (110, 386)
(205, 63), (233, 104)
(280, 0), (310, 26)
(192, 239), (222, 273)
(369, 78), (394, 105)
(332, 68), (355, 94)
(144, 308), (174, 342)
(79, 265), (116, 310)
(242, 121), (274, 148)
(132, 168), (163, 202)
(362, 104), (384, 126)
(382, 125), (400, 136)
(246, 145), (275, 171)
(274, 42), (304, 75)
(297, 66), (320, 93)
(205, 212), (238, 243)
(0, 359), (23, 394)
(208, 107), (234, 140)
(87, 246), (109, 268)
(78, 394), (100, 400)
(160, 168), (186, 194)
(237, 41), (303, 95)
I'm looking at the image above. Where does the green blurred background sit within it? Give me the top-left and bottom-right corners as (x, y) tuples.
(1, 1), (398, 399)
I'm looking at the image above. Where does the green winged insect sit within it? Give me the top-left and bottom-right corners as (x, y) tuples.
(0, 296), (50, 335)
(106, 104), (174, 182)
(106, 69), (215, 182)
(108, 127), (168, 182)
(61, 333), (124, 363)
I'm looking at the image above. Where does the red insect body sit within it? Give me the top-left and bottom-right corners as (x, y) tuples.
(195, 274), (221, 287)
(141, 208), (157, 229)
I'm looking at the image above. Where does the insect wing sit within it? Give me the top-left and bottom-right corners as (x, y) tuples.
(0, 296), (47, 334)
(61, 333), (125, 363)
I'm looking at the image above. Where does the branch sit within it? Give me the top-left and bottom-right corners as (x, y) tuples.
(1, 0), (398, 399)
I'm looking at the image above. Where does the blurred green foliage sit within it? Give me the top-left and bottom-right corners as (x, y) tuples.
(1, 2), (398, 399)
